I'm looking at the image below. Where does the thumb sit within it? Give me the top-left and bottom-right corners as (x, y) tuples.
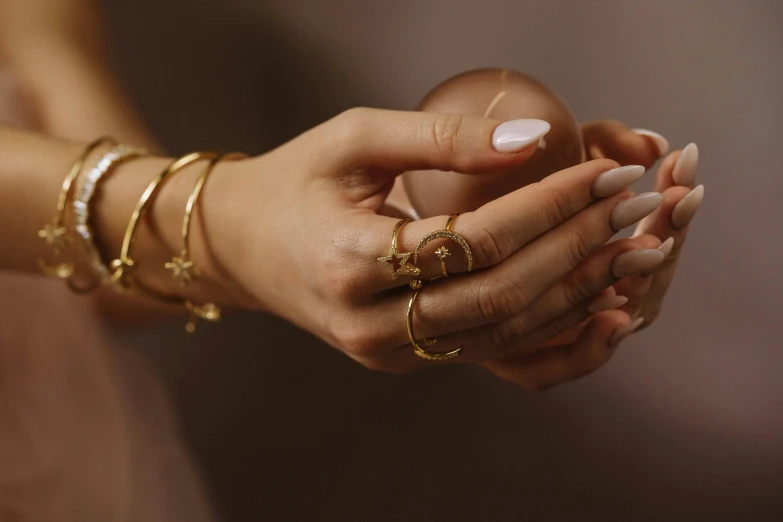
(324, 107), (550, 175)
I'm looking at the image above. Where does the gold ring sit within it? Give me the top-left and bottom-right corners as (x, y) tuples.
(407, 285), (463, 361)
(413, 213), (473, 280)
(377, 219), (421, 279)
(435, 213), (458, 277)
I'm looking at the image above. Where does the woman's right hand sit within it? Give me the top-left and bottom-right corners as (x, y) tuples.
(202, 108), (666, 387)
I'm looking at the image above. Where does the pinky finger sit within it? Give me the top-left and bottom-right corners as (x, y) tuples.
(481, 311), (637, 390)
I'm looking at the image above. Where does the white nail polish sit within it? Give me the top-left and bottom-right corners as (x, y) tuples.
(492, 119), (551, 153)
(657, 237), (675, 258)
(632, 128), (670, 156)
(587, 294), (628, 314)
(672, 143), (699, 186)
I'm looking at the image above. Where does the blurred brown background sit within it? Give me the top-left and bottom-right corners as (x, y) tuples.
(99, 0), (782, 520)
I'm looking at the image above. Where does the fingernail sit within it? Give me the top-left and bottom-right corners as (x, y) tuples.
(592, 165), (646, 198)
(587, 294), (629, 314)
(672, 143), (699, 186)
(657, 237), (675, 258)
(671, 184), (705, 230)
(612, 249), (665, 278)
(632, 129), (670, 156)
(611, 192), (663, 230)
(492, 119), (551, 153)
(609, 317), (644, 347)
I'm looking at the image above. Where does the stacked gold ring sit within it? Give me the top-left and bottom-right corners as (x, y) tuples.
(378, 213), (474, 361)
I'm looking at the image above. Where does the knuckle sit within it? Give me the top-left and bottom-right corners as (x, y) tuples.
(561, 268), (600, 309)
(468, 220), (514, 266)
(312, 260), (356, 302)
(536, 184), (572, 229)
(333, 107), (372, 140)
(563, 226), (593, 270)
(489, 315), (531, 350)
(431, 113), (468, 165)
(477, 274), (530, 324)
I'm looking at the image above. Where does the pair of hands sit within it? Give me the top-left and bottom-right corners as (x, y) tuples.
(204, 108), (702, 389)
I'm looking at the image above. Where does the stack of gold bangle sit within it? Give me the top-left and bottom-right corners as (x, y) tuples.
(38, 138), (247, 332)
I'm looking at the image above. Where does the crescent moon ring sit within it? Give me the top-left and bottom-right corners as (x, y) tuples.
(412, 229), (474, 274)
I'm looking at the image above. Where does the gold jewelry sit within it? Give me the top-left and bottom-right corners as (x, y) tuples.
(434, 213), (459, 277)
(377, 219), (421, 279)
(165, 152), (248, 286)
(38, 136), (115, 282)
(406, 213), (472, 360)
(111, 151), (225, 332)
(407, 285), (463, 361)
(72, 144), (147, 291)
(412, 213), (473, 280)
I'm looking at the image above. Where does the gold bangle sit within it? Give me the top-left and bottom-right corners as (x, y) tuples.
(72, 144), (147, 292)
(38, 136), (115, 281)
(165, 152), (247, 286)
(407, 285), (463, 361)
(110, 151), (227, 332)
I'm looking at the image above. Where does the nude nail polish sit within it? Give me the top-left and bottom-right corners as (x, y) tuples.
(610, 192), (663, 230)
(592, 165), (646, 198)
(587, 294), (629, 314)
(612, 249), (665, 278)
(671, 185), (705, 229)
(609, 317), (644, 347)
(632, 129), (670, 156)
(657, 237), (675, 258)
(492, 119), (551, 153)
(672, 143), (699, 186)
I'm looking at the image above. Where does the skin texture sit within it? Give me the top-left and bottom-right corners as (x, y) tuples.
(0, 0), (704, 520)
(0, 0), (701, 389)
(403, 68), (585, 218)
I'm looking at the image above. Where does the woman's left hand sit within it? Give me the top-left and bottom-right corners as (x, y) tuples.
(483, 121), (702, 389)
(583, 122), (702, 328)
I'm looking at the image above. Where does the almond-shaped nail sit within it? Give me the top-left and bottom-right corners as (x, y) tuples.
(632, 129), (670, 156)
(612, 249), (665, 278)
(592, 165), (646, 198)
(657, 237), (675, 258)
(671, 184), (705, 229)
(609, 317), (644, 347)
(586, 294), (628, 314)
(672, 143), (699, 186)
(610, 192), (663, 230)
(492, 119), (551, 153)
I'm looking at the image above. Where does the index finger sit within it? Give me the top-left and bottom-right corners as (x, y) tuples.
(361, 159), (648, 291)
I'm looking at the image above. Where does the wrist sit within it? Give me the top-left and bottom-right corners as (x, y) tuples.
(97, 155), (256, 311)
(143, 155), (259, 310)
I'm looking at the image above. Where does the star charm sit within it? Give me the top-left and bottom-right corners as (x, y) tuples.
(165, 254), (199, 285)
(435, 246), (451, 261)
(377, 247), (421, 279)
(38, 222), (70, 253)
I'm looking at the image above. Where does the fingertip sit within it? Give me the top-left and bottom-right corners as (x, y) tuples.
(632, 129), (670, 157)
(492, 119), (551, 154)
(608, 316), (644, 347)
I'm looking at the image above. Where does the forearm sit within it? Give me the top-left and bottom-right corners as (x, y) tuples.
(0, 126), (253, 310)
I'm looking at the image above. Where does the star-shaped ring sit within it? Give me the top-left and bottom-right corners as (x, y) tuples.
(377, 219), (421, 280)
